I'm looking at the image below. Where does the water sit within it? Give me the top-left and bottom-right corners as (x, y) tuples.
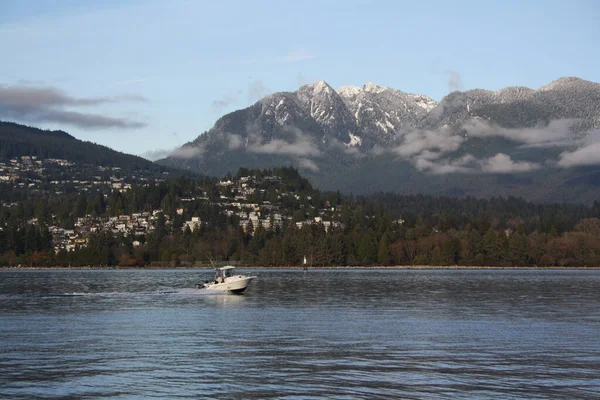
(1, 269), (599, 399)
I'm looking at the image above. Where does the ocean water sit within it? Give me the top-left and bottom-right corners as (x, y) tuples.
(1, 269), (599, 399)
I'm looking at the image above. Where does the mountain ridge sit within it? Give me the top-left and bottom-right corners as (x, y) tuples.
(155, 76), (600, 203)
(0, 120), (192, 178)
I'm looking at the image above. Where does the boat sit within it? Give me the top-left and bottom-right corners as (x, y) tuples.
(197, 266), (256, 294)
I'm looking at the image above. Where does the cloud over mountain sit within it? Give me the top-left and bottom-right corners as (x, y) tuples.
(558, 130), (600, 167)
(157, 76), (600, 203)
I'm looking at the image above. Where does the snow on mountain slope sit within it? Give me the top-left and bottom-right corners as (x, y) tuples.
(156, 77), (600, 203)
(337, 83), (437, 142)
(296, 80), (359, 144)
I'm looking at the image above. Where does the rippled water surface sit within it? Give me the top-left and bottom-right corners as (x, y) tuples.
(1, 269), (600, 399)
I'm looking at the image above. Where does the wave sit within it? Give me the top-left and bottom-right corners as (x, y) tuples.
(0, 288), (226, 299)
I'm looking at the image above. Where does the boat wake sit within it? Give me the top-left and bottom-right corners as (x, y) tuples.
(0, 288), (227, 299)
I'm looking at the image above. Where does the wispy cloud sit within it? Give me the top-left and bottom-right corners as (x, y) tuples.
(245, 127), (322, 172)
(140, 148), (175, 161)
(371, 123), (548, 175)
(414, 156), (474, 174)
(170, 145), (206, 159)
(227, 134), (244, 149)
(247, 80), (270, 102)
(42, 109), (146, 129)
(557, 130), (600, 167)
(479, 153), (541, 173)
(114, 78), (148, 85)
(276, 48), (315, 63)
(146, 127), (321, 167)
(0, 84), (147, 129)
(446, 70), (463, 92)
(1, 85), (111, 108)
(558, 143), (600, 167)
(140, 144), (206, 161)
(211, 90), (243, 113)
(413, 153), (540, 175)
(247, 128), (321, 157)
(18, 79), (46, 85)
(296, 73), (308, 87)
(391, 127), (464, 159)
(463, 118), (577, 147)
(297, 157), (320, 171)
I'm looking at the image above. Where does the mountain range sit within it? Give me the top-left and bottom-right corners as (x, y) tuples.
(157, 77), (600, 204)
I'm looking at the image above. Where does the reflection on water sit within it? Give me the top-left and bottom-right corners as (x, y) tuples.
(1, 269), (599, 399)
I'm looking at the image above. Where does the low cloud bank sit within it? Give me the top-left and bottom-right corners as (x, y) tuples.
(146, 118), (600, 173)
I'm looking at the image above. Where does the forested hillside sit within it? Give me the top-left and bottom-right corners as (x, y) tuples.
(0, 121), (174, 174)
(2, 167), (600, 268)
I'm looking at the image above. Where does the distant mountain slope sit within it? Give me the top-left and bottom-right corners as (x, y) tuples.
(0, 121), (186, 175)
(156, 77), (600, 204)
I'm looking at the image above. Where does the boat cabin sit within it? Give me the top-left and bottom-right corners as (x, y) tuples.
(215, 266), (236, 282)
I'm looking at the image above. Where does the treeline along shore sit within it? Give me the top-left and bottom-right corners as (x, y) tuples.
(2, 167), (600, 269)
(3, 265), (600, 271)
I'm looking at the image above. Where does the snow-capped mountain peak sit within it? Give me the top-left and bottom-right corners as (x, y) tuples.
(159, 76), (600, 204)
(363, 82), (388, 94)
(408, 94), (438, 112)
(295, 81), (358, 143)
(337, 85), (362, 98)
(539, 77), (586, 92)
(300, 80), (335, 96)
(336, 82), (439, 140)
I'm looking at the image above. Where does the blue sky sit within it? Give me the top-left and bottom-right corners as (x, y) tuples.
(0, 0), (599, 159)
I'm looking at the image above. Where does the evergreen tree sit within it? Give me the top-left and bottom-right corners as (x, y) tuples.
(377, 233), (390, 265)
(357, 231), (377, 263)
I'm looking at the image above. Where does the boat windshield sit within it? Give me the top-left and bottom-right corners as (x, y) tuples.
(216, 268), (236, 279)
(224, 268), (235, 278)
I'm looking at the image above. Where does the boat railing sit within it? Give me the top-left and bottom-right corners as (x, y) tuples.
(198, 271), (216, 284)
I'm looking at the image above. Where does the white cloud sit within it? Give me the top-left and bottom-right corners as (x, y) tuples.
(326, 137), (366, 158)
(297, 158), (320, 171)
(140, 148), (174, 161)
(248, 80), (270, 102)
(170, 145), (206, 159)
(139, 144), (205, 161)
(370, 145), (387, 156)
(558, 143), (600, 167)
(114, 78), (148, 85)
(414, 157), (473, 174)
(392, 128), (464, 159)
(211, 90), (242, 113)
(247, 131), (321, 157)
(227, 134), (244, 149)
(463, 118), (576, 147)
(410, 152), (540, 175)
(479, 153), (541, 173)
(446, 70), (463, 92)
(413, 154), (477, 174)
(556, 130), (600, 168)
(276, 48), (315, 63)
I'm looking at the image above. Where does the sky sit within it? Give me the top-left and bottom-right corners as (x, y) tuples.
(0, 0), (599, 160)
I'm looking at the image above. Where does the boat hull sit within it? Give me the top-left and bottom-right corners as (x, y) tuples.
(203, 275), (256, 294)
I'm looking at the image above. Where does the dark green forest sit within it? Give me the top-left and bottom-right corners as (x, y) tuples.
(0, 121), (177, 174)
(2, 166), (600, 268)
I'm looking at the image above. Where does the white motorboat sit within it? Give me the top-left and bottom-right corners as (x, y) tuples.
(197, 266), (256, 294)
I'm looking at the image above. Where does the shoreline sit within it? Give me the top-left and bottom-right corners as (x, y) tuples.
(2, 265), (600, 271)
